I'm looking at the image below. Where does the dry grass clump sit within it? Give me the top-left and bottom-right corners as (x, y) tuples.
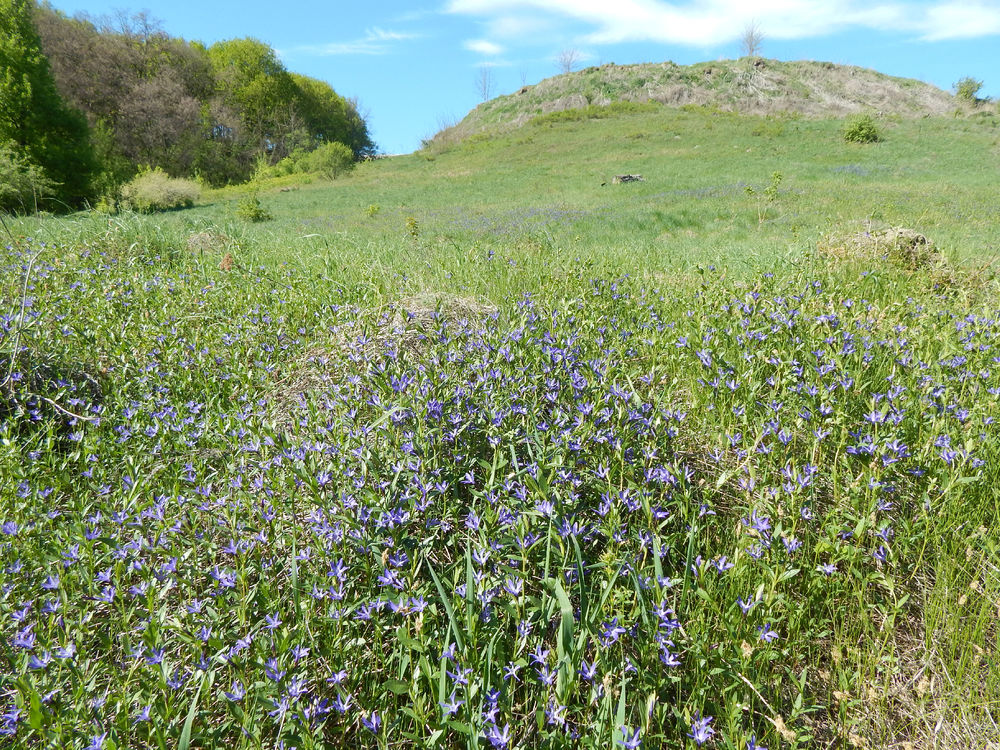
(186, 230), (231, 253)
(819, 225), (943, 271)
(393, 292), (498, 331)
(850, 628), (1000, 749)
(819, 223), (1000, 299)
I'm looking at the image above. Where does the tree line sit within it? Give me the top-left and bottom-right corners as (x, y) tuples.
(0, 0), (374, 212)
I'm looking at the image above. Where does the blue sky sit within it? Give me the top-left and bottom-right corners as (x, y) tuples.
(49, 0), (1000, 154)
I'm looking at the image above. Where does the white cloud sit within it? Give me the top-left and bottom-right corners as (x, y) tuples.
(445, 0), (1000, 45)
(487, 13), (559, 38)
(919, 2), (1000, 40)
(290, 27), (420, 56)
(465, 38), (505, 54)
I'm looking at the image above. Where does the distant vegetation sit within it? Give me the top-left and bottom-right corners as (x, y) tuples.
(0, 0), (96, 211)
(0, 0), (374, 213)
(118, 167), (201, 213)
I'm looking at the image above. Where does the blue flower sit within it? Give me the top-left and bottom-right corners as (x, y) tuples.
(223, 681), (246, 702)
(758, 623), (779, 643)
(687, 711), (715, 745)
(485, 722), (512, 748)
(362, 710), (381, 734)
(619, 725), (642, 749)
(439, 690), (464, 717)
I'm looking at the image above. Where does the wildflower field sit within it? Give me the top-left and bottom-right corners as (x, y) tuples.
(2, 107), (1000, 749)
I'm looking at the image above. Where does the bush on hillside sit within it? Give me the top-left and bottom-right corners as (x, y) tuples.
(119, 167), (200, 212)
(0, 141), (54, 214)
(307, 142), (355, 180)
(954, 76), (984, 104)
(843, 114), (880, 144)
(263, 141), (355, 180)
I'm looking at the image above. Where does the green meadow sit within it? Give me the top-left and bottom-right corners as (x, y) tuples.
(16, 105), (1000, 293)
(2, 104), (1000, 749)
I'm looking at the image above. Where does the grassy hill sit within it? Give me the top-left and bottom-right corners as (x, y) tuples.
(3, 87), (1000, 750)
(434, 59), (966, 144)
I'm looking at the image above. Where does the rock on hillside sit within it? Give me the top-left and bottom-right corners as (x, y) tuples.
(439, 59), (960, 141)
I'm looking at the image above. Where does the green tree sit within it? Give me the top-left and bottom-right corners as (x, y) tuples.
(291, 73), (374, 157)
(0, 139), (53, 212)
(208, 38), (298, 156)
(0, 0), (94, 207)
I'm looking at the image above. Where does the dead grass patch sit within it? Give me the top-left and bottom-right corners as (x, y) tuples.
(818, 222), (1000, 299)
(186, 230), (231, 254)
(818, 224), (943, 271)
(857, 625), (1000, 749)
(266, 293), (498, 432)
(1, 349), (104, 435)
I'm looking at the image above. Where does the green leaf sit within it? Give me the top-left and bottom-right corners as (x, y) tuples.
(382, 679), (410, 695)
(396, 629), (426, 653)
(427, 559), (465, 652)
(178, 674), (206, 750)
(550, 576), (576, 699)
(614, 674), (627, 742)
(779, 567), (801, 581)
(28, 690), (42, 730)
(651, 535), (665, 590)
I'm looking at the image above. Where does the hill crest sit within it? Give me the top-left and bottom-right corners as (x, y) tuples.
(436, 58), (961, 144)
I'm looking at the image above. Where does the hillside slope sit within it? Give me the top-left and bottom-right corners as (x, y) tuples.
(440, 58), (961, 141)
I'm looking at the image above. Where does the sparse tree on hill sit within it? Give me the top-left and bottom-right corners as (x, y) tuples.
(475, 65), (495, 102)
(740, 20), (764, 58)
(557, 48), (581, 74)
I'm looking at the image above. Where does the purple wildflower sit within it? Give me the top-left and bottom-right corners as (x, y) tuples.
(687, 711), (715, 745)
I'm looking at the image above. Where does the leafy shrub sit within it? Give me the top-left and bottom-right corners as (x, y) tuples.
(307, 142), (355, 180)
(236, 191), (273, 222)
(272, 150), (309, 177)
(119, 167), (200, 212)
(843, 114), (880, 144)
(954, 76), (984, 104)
(0, 141), (54, 214)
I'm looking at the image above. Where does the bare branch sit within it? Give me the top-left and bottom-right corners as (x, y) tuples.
(556, 48), (581, 75)
(475, 66), (495, 102)
(740, 20), (764, 59)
